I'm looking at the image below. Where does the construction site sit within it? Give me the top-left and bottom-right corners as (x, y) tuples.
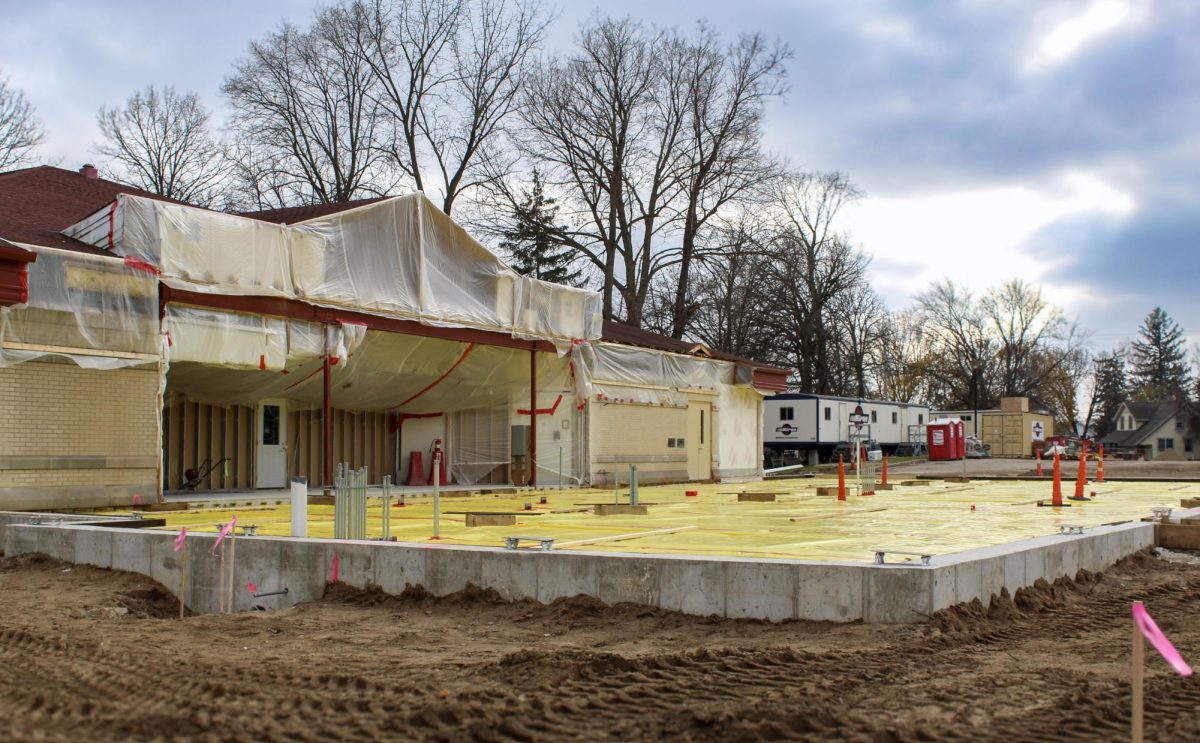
(2, 167), (1200, 741)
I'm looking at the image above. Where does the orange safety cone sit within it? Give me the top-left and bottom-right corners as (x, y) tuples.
(1071, 443), (1089, 501)
(1035, 449), (1043, 477)
(837, 454), (847, 502)
(1097, 445), (1105, 482)
(881, 454), (889, 486)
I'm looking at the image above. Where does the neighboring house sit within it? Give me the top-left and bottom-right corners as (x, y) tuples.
(1100, 400), (1198, 461)
(0, 164), (788, 510)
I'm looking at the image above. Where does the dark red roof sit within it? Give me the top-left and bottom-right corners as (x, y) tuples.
(601, 319), (788, 373)
(239, 197), (390, 224)
(0, 165), (184, 254)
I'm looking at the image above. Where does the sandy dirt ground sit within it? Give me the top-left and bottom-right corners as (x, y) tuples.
(2, 551), (1200, 741)
(893, 457), (1200, 480)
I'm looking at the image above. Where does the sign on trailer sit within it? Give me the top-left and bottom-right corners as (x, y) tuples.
(849, 404), (868, 431)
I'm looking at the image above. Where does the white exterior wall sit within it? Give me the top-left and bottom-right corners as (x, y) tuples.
(716, 385), (764, 479)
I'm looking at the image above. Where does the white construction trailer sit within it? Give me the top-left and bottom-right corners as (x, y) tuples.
(763, 393), (931, 465)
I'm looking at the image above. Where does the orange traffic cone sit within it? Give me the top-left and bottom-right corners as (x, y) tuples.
(837, 454), (846, 502)
(1035, 449), (1043, 477)
(1071, 443), (1089, 501)
(1097, 445), (1105, 482)
(881, 454), (889, 486)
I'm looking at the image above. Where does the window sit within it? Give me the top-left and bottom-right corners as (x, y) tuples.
(891, 412), (898, 424)
(962, 414), (973, 421)
(261, 404), (280, 446)
(1177, 417), (1186, 431)
(780, 407), (794, 421)
(700, 409), (705, 444)
(1158, 438), (1175, 452)
(871, 410), (877, 423)
(1186, 439), (1194, 453)
(824, 407), (831, 421)
(918, 414), (924, 425)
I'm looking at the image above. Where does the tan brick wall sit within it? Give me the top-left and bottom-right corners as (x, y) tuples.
(0, 361), (159, 508)
(589, 401), (688, 484)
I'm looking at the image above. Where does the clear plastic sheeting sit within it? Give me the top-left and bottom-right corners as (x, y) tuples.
(67, 193), (603, 345)
(587, 342), (728, 400)
(0, 246), (159, 368)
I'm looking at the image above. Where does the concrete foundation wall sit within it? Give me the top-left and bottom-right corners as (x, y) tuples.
(0, 362), (159, 510)
(3, 518), (1155, 623)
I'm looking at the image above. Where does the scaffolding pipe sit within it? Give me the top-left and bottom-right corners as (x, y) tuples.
(630, 464), (639, 506)
(433, 452), (442, 539)
(382, 475), (391, 540)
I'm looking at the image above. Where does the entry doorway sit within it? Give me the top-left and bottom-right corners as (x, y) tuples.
(257, 399), (287, 489)
(686, 401), (712, 480)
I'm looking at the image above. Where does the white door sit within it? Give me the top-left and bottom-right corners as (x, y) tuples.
(257, 399), (287, 489)
(686, 401), (712, 480)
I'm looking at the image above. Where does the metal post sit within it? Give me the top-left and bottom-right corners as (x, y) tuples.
(433, 452), (441, 539)
(322, 324), (332, 494)
(382, 475), (391, 540)
(630, 464), (638, 506)
(529, 348), (538, 487)
(558, 446), (562, 491)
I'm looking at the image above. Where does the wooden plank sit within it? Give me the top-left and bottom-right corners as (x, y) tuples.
(223, 405), (235, 489)
(209, 405), (222, 491)
(557, 525), (696, 548)
(182, 400), (196, 488)
(1156, 523), (1200, 550)
(238, 406), (250, 489)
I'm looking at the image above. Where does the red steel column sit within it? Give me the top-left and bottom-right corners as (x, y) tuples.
(323, 323), (332, 491)
(529, 348), (537, 487)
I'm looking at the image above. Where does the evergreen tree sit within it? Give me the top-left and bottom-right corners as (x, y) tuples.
(1130, 307), (1190, 400)
(499, 171), (583, 287)
(1091, 350), (1128, 438)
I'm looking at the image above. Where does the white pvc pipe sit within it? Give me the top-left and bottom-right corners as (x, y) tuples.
(290, 477), (308, 537)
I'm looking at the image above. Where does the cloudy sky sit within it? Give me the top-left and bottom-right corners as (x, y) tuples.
(2, 0), (1196, 351)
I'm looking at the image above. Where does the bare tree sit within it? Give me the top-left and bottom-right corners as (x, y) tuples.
(1039, 321), (1092, 435)
(830, 283), (889, 398)
(684, 218), (777, 360)
(667, 26), (789, 338)
(914, 280), (997, 410)
(353, 0), (549, 215)
(223, 8), (390, 206)
(95, 85), (225, 206)
(0, 71), (45, 170)
(981, 279), (1064, 397)
(516, 17), (686, 324)
(766, 172), (867, 393)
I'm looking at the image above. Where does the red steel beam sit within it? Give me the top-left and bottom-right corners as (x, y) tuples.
(159, 286), (552, 353)
(529, 348), (537, 487)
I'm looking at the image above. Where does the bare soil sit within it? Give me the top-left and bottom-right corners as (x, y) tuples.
(1, 551), (1199, 741)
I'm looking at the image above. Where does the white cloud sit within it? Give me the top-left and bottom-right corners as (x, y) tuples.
(1024, 0), (1141, 73)
(845, 171), (1137, 314)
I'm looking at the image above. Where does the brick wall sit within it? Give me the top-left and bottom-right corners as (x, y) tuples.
(0, 361), (159, 509)
(589, 401), (688, 484)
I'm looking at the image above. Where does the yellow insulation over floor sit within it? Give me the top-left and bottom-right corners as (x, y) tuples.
(139, 478), (1198, 563)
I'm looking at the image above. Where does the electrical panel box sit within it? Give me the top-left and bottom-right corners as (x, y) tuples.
(511, 425), (529, 456)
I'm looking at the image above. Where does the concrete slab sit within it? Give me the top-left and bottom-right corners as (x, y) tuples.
(373, 544), (427, 595)
(795, 563), (865, 622)
(930, 565), (957, 613)
(73, 527), (114, 569)
(326, 541), (376, 589)
(536, 551), (599, 603)
(479, 550), (538, 601)
(36, 526), (76, 562)
(425, 547), (483, 595)
(864, 567), (931, 623)
(277, 538), (329, 607)
(953, 559), (983, 606)
(149, 533), (183, 600)
(231, 539), (285, 612)
(726, 562), (795, 621)
(4, 523), (37, 557)
(597, 557), (661, 607)
(111, 530), (152, 576)
(658, 559), (725, 617)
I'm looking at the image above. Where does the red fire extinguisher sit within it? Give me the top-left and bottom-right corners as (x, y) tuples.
(429, 438), (447, 486)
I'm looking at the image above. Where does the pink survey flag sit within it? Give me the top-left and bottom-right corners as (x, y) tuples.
(173, 527), (187, 552)
(245, 581), (258, 594)
(209, 516), (238, 556)
(1133, 602), (1193, 676)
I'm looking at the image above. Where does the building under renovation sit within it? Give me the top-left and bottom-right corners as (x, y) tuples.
(0, 166), (787, 510)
